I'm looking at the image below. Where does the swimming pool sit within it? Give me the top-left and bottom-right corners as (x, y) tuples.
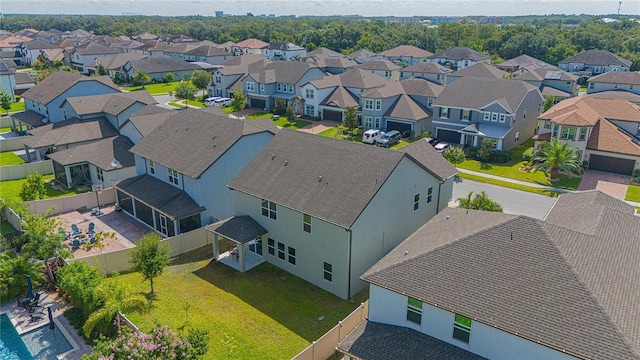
(0, 313), (74, 360)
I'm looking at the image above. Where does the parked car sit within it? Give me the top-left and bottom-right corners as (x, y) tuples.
(434, 142), (450, 153)
(362, 129), (384, 144)
(424, 137), (439, 146)
(214, 97), (231, 107)
(375, 130), (401, 148)
(205, 97), (222, 107)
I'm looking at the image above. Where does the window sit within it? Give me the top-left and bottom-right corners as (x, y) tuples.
(637, 124), (640, 136)
(515, 131), (520, 143)
(323, 262), (333, 282)
(277, 242), (285, 260)
(364, 116), (373, 128)
(544, 120), (551, 129)
(561, 127), (576, 140)
(374, 117), (381, 128)
(427, 187), (433, 204)
(305, 89), (314, 99)
(579, 127), (587, 141)
(461, 109), (470, 121)
(168, 168), (179, 186)
(440, 107), (449, 119)
(453, 314), (472, 343)
(384, 71), (391, 78)
(260, 83), (264, 91)
(305, 104), (315, 116)
(499, 114), (506, 123)
(247, 81), (255, 92)
(215, 75), (221, 83)
(149, 160), (155, 174)
(413, 193), (420, 211)
(427, 98), (434, 107)
(303, 213), (311, 233)
(436, 74), (441, 80)
(267, 238), (275, 256)
(594, 66), (601, 73)
(375, 100), (382, 111)
(491, 113), (498, 122)
(553, 124), (559, 138)
(364, 99), (374, 110)
(288, 84), (294, 93)
(277, 83), (282, 92)
(288, 246), (296, 265)
(96, 167), (104, 181)
(261, 200), (277, 220)
(589, 82), (595, 90)
(483, 112), (491, 122)
(406, 297), (423, 324)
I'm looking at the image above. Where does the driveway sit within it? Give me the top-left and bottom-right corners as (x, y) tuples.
(298, 120), (340, 134)
(577, 170), (631, 200)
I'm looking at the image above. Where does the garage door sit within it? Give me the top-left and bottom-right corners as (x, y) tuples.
(386, 121), (412, 133)
(250, 98), (266, 109)
(588, 154), (635, 175)
(323, 110), (342, 122)
(437, 129), (460, 144)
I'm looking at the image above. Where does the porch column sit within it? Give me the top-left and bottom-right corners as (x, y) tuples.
(35, 149), (42, 162)
(497, 139), (504, 151)
(131, 199), (137, 217)
(459, 133), (465, 145)
(23, 145), (32, 163)
(473, 136), (478, 147)
(238, 244), (246, 272)
(174, 220), (179, 236)
(212, 233), (220, 260)
(64, 167), (72, 187)
(151, 209), (157, 230)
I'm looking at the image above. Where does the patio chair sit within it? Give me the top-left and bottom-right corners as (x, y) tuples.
(70, 239), (82, 249)
(71, 224), (82, 236)
(86, 222), (95, 235)
(58, 227), (70, 240)
(30, 312), (44, 322)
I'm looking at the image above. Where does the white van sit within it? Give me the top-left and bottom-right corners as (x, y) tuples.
(205, 97), (221, 107)
(362, 129), (383, 144)
(214, 97), (231, 107)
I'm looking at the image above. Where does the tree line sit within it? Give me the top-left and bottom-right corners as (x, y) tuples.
(1, 15), (639, 69)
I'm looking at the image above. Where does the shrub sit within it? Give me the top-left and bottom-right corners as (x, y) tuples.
(492, 150), (512, 164)
(522, 147), (534, 161)
(15, 95), (21, 102)
(468, 147), (478, 159)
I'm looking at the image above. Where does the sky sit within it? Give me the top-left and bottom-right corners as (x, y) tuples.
(1, 0), (638, 17)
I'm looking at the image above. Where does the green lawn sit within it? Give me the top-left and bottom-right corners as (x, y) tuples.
(458, 172), (560, 197)
(115, 247), (366, 360)
(625, 185), (640, 202)
(318, 127), (363, 143)
(272, 117), (311, 130)
(246, 112), (274, 120)
(0, 175), (90, 202)
(122, 82), (181, 95)
(3, 102), (26, 114)
(0, 151), (25, 166)
(167, 100), (205, 109)
(458, 139), (582, 190)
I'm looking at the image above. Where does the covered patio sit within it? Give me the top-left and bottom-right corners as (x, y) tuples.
(458, 122), (512, 150)
(205, 216), (267, 272)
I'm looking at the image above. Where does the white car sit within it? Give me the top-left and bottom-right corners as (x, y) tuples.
(362, 129), (383, 144)
(434, 143), (450, 153)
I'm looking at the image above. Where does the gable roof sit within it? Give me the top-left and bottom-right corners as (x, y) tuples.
(308, 68), (390, 90)
(357, 60), (401, 72)
(21, 71), (119, 104)
(97, 53), (146, 70)
(401, 62), (452, 75)
(205, 216), (267, 245)
(585, 90), (640, 103)
(47, 135), (134, 169)
(377, 45), (434, 59)
(248, 61), (318, 85)
(589, 71), (640, 85)
(384, 93), (430, 121)
(496, 54), (555, 71)
(313, 57), (358, 70)
(235, 38), (269, 49)
(362, 191), (640, 360)
(512, 67), (578, 82)
(428, 46), (491, 62)
(305, 47), (342, 60)
(540, 96), (640, 126)
(20, 117), (118, 149)
(126, 106), (175, 137)
(400, 78), (444, 98)
(128, 55), (200, 74)
(74, 42), (119, 55)
(400, 138), (458, 181)
(184, 45), (231, 57)
(320, 86), (359, 108)
(262, 41), (304, 51)
(130, 108), (276, 179)
(63, 91), (156, 117)
(448, 62), (507, 79)
(23, 39), (60, 50)
(217, 54), (269, 76)
(559, 50), (632, 68)
(587, 117), (640, 156)
(433, 77), (539, 113)
(360, 81), (404, 99)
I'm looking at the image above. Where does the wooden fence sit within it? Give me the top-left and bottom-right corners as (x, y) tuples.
(0, 160), (53, 181)
(292, 301), (369, 360)
(24, 187), (116, 216)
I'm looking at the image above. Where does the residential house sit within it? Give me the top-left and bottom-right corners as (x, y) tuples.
(225, 129), (458, 299)
(587, 71), (640, 96)
(432, 77), (543, 150)
(70, 42), (120, 74)
(356, 60), (401, 81)
(94, 53), (146, 80)
(109, 39), (145, 54)
(301, 47), (342, 61)
(399, 62), (452, 84)
(122, 55), (200, 83)
(585, 90), (640, 104)
(231, 38), (269, 56)
(300, 68), (391, 121)
(401, 78), (444, 114)
(208, 54), (268, 98)
(116, 108), (278, 237)
(35, 29), (63, 44)
(445, 62), (507, 85)
(0, 35), (28, 65)
(137, 41), (172, 57)
(375, 45), (434, 65)
(15, 71), (120, 129)
(61, 29), (93, 40)
(312, 57), (358, 75)
(162, 42), (217, 61)
(37, 48), (65, 67)
(20, 39), (60, 65)
(496, 54), (553, 73)
(261, 42), (306, 61)
(339, 191), (640, 360)
(534, 97), (640, 175)
(348, 49), (375, 64)
(558, 50), (632, 85)
(427, 46), (491, 71)
(132, 32), (158, 42)
(13, 72), (36, 96)
(243, 61), (325, 111)
(183, 45), (232, 65)
(511, 65), (578, 101)
(118, 105), (175, 144)
(0, 60), (16, 101)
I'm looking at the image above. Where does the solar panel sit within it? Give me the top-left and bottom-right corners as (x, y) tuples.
(544, 71), (562, 80)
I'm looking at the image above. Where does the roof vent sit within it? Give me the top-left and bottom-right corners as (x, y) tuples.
(212, 135), (216, 140)
(404, 250), (408, 256)
(318, 175), (322, 182)
(185, 127), (189, 131)
(271, 154), (275, 160)
(213, 143), (216, 148)
(446, 215), (450, 220)
(284, 160), (288, 166)
(510, 231), (513, 240)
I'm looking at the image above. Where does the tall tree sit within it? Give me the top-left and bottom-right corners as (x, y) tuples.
(458, 191), (503, 212)
(130, 232), (171, 294)
(20, 171), (46, 201)
(132, 70), (151, 88)
(542, 95), (556, 112)
(190, 70), (211, 99)
(443, 146), (466, 165)
(343, 106), (357, 131)
(0, 91), (12, 116)
(533, 138), (581, 180)
(229, 89), (246, 114)
(174, 81), (197, 108)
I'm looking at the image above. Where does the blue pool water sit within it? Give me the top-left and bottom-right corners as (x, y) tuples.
(0, 313), (73, 360)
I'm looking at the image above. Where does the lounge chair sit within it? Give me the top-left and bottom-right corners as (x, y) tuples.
(86, 222), (95, 235)
(71, 239), (82, 249)
(71, 224), (82, 236)
(30, 312), (44, 322)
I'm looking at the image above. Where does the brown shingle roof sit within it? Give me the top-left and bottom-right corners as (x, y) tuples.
(21, 71), (119, 104)
(75, 42), (119, 55)
(357, 60), (401, 71)
(540, 96), (640, 125)
(21, 117), (118, 148)
(585, 90), (640, 103)
(587, 117), (640, 156)
(320, 86), (359, 108)
(402, 62), (452, 74)
(47, 135), (134, 169)
(235, 38), (269, 49)
(384, 93), (430, 121)
(589, 71), (640, 85)
(400, 138), (458, 181)
(184, 45), (231, 57)
(377, 45), (434, 59)
(400, 78), (444, 98)
(448, 62), (507, 79)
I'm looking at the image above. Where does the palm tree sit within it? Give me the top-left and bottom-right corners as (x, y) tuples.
(83, 274), (146, 337)
(533, 139), (581, 180)
(458, 191), (503, 212)
(132, 70), (151, 88)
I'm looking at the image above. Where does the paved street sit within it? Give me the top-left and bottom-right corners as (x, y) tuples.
(451, 178), (558, 220)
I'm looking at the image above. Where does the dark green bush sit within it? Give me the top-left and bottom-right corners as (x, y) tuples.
(522, 147), (534, 161)
(468, 147), (478, 159)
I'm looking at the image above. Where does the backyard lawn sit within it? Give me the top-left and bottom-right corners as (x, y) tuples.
(116, 247), (366, 360)
(0, 151), (25, 166)
(458, 139), (582, 190)
(0, 175), (90, 202)
(123, 81), (181, 95)
(626, 185), (640, 202)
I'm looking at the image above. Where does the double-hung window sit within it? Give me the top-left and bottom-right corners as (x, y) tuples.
(364, 99), (374, 110)
(375, 100), (382, 111)
(261, 200), (277, 220)
(499, 114), (506, 123)
(561, 127), (576, 141)
(453, 314), (472, 343)
(553, 124), (559, 138)
(305, 89), (314, 99)
(483, 112), (491, 121)
(323, 262), (333, 282)
(288, 246), (296, 265)
(413, 194), (420, 211)
(96, 168), (104, 181)
(168, 168), (179, 186)
(491, 113), (498, 122)
(288, 84), (294, 93)
(364, 116), (373, 128)
(305, 105), (314, 116)
(303, 214), (311, 233)
(426, 187), (433, 204)
(149, 160), (155, 174)
(440, 107), (449, 119)
(374, 117), (381, 128)
(407, 297), (423, 324)
(267, 238), (275, 256)
(247, 81), (255, 92)
(543, 120), (551, 129)
(579, 127), (587, 141)
(277, 242), (285, 260)
(461, 109), (470, 121)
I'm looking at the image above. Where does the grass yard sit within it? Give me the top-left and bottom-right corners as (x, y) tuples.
(0, 175), (90, 202)
(318, 127), (363, 143)
(3, 102), (26, 113)
(458, 139), (581, 190)
(123, 81), (181, 95)
(246, 112), (274, 120)
(458, 172), (560, 197)
(272, 117), (311, 130)
(625, 185), (640, 202)
(0, 151), (25, 166)
(168, 100), (205, 109)
(116, 247), (366, 360)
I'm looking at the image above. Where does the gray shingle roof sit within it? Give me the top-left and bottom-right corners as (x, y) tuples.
(98, 53), (146, 70)
(183, 45), (231, 57)
(75, 42), (119, 55)
(357, 60), (401, 71)
(21, 71), (119, 104)
(447, 62), (507, 80)
(127, 107), (175, 137)
(400, 78), (444, 98)
(384, 93), (430, 122)
(400, 138), (458, 181)
(496, 54), (555, 71)
(217, 54), (268, 76)
(308, 68), (391, 90)
(402, 62), (452, 74)
(129, 55), (200, 74)
(11, 110), (45, 128)
(320, 86), (359, 108)
(589, 71), (640, 85)
(337, 320), (487, 360)
(23, 39), (60, 50)
(47, 135), (134, 169)
(64, 91), (156, 117)
(585, 90), (640, 103)
(249, 61), (318, 85)
(428, 47), (491, 62)
(21, 117), (118, 149)
(229, 129), (442, 229)
(130, 108), (276, 179)
(362, 191), (640, 360)
(433, 78), (540, 113)
(377, 45), (434, 59)
(205, 216), (267, 244)
(559, 50), (632, 67)
(116, 175), (205, 220)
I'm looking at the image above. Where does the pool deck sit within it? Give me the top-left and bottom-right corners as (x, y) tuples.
(0, 290), (92, 359)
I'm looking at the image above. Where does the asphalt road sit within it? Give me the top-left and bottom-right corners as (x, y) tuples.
(451, 178), (558, 220)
